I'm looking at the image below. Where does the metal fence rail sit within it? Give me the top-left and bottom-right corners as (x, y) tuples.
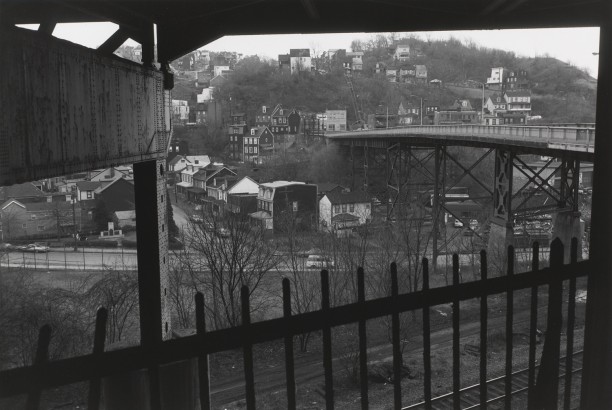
(0, 238), (585, 409)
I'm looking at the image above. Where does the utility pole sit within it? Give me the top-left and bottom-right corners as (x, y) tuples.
(71, 194), (78, 251)
(386, 105), (389, 129)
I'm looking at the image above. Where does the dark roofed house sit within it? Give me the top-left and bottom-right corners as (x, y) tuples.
(0, 182), (46, 203)
(94, 177), (135, 213)
(319, 190), (372, 233)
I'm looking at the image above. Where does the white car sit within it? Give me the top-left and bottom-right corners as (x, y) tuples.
(453, 219), (464, 228)
(306, 255), (334, 269)
(18, 243), (50, 253)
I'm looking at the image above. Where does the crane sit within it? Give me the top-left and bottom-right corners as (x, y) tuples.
(344, 71), (366, 130)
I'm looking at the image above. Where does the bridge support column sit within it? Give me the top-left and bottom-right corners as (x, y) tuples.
(431, 145), (445, 273)
(553, 159), (582, 262)
(487, 150), (514, 272)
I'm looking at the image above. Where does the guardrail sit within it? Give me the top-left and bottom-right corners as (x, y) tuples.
(327, 124), (595, 152)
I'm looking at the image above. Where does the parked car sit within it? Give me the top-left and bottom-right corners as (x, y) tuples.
(307, 254), (334, 269)
(453, 218), (464, 228)
(18, 243), (50, 253)
(0, 243), (16, 251)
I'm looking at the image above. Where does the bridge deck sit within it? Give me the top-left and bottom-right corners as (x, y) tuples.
(326, 125), (595, 161)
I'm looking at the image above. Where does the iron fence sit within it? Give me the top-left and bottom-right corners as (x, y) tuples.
(0, 237), (585, 409)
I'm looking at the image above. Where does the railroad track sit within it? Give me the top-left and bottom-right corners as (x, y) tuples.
(404, 350), (583, 409)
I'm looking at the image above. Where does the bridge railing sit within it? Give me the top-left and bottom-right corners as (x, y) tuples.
(328, 124), (595, 152)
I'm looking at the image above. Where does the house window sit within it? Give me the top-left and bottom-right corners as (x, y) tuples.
(292, 201), (298, 212)
(87, 191), (92, 199)
(22, 223), (27, 229)
(254, 147), (258, 153)
(251, 129), (255, 136)
(350, 204), (355, 212)
(334, 205), (340, 214)
(342, 204), (347, 213)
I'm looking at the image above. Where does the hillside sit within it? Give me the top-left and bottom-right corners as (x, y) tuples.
(177, 35), (597, 126)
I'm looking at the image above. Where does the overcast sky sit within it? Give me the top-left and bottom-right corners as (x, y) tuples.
(22, 23), (600, 78)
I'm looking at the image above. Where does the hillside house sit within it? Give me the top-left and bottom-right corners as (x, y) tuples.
(325, 110), (347, 131)
(270, 105), (290, 135)
(415, 64), (428, 83)
(278, 54), (291, 71)
(486, 67), (506, 89)
(485, 92), (508, 114)
(255, 104), (277, 126)
(242, 126), (275, 164)
(504, 89), (532, 115)
(393, 44), (411, 61)
(229, 122), (248, 161)
(319, 190), (372, 235)
(213, 65), (230, 76)
(504, 69), (529, 90)
(252, 181), (317, 232)
(289, 49), (311, 74)
(172, 100), (190, 124)
(192, 164), (237, 202)
(386, 67), (398, 82)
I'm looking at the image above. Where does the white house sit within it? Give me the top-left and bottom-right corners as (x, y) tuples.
(393, 44), (411, 61)
(75, 181), (101, 201)
(213, 65), (230, 76)
(172, 100), (190, 121)
(319, 191), (372, 234)
(197, 87), (215, 103)
(487, 67), (505, 86)
(325, 110), (347, 131)
(225, 176), (259, 201)
(289, 49), (311, 74)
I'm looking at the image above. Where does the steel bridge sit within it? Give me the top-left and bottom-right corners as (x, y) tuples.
(326, 125), (593, 269)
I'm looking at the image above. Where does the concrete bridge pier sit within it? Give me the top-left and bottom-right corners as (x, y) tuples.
(552, 211), (583, 262)
(487, 149), (514, 272)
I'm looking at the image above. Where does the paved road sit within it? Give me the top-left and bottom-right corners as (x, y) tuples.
(172, 204), (190, 231)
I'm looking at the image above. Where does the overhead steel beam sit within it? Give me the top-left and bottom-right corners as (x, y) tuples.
(37, 21), (55, 35)
(97, 26), (131, 55)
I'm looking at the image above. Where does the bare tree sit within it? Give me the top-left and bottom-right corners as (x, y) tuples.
(168, 232), (198, 329)
(85, 264), (139, 344)
(275, 210), (319, 352)
(183, 208), (279, 329)
(0, 270), (92, 369)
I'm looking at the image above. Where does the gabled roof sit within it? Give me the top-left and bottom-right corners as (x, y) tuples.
(318, 183), (346, 193)
(0, 182), (45, 201)
(1, 199), (26, 211)
(168, 155), (186, 166)
(289, 49), (310, 57)
(95, 176), (133, 195)
(332, 213), (361, 223)
(185, 155), (211, 166)
(324, 190), (371, 205)
(261, 181), (306, 189)
(76, 181), (102, 191)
